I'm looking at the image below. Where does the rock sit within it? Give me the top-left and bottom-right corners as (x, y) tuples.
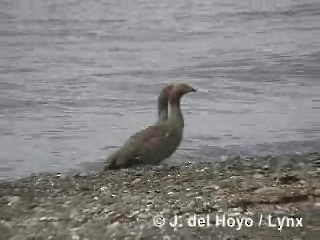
(71, 235), (80, 240)
(122, 195), (141, 204)
(56, 173), (67, 179)
(77, 183), (91, 191)
(178, 206), (190, 214)
(39, 216), (59, 222)
(187, 200), (196, 209)
(6, 196), (20, 206)
(161, 208), (171, 215)
(99, 186), (108, 192)
(254, 186), (283, 195)
(278, 174), (300, 184)
(253, 173), (264, 179)
(102, 194), (116, 205)
(203, 184), (220, 190)
(106, 222), (124, 238)
(131, 178), (142, 185)
(313, 159), (320, 166)
(138, 213), (152, 220)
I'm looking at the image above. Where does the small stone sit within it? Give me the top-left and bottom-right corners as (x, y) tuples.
(228, 207), (242, 216)
(131, 178), (142, 185)
(71, 235), (80, 240)
(79, 172), (90, 177)
(138, 213), (152, 219)
(211, 204), (220, 210)
(313, 160), (320, 166)
(106, 222), (123, 237)
(299, 180), (306, 185)
(102, 193), (116, 205)
(204, 184), (220, 190)
(6, 196), (20, 206)
(161, 208), (171, 215)
(278, 174), (300, 184)
(78, 183), (91, 191)
(179, 207), (190, 214)
(254, 186), (281, 195)
(228, 211), (241, 217)
(129, 210), (140, 218)
(253, 173), (264, 179)
(39, 216), (59, 222)
(186, 192), (197, 197)
(230, 176), (243, 181)
(100, 186), (108, 192)
(187, 200), (196, 209)
(122, 195), (141, 204)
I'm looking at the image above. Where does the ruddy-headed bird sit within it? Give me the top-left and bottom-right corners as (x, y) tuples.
(105, 83), (196, 170)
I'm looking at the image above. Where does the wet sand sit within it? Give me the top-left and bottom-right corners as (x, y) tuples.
(1, 152), (320, 240)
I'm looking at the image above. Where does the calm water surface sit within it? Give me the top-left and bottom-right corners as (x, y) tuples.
(0, 0), (320, 179)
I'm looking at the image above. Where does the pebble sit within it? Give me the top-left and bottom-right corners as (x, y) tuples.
(102, 194), (116, 205)
(203, 184), (220, 190)
(39, 216), (59, 222)
(253, 173), (264, 179)
(128, 210), (140, 218)
(179, 206), (190, 214)
(6, 196), (20, 206)
(122, 195), (141, 203)
(99, 186), (108, 192)
(262, 164), (270, 170)
(186, 192), (197, 197)
(138, 213), (152, 219)
(254, 186), (281, 195)
(71, 235), (80, 240)
(187, 200), (196, 209)
(230, 176), (243, 181)
(313, 159), (320, 166)
(131, 178), (142, 185)
(161, 208), (171, 215)
(106, 222), (125, 237)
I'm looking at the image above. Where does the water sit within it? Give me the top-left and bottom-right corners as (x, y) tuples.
(0, 0), (319, 180)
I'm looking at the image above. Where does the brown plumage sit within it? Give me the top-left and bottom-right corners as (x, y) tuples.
(104, 83), (196, 170)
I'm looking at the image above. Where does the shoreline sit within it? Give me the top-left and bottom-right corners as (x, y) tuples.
(0, 152), (319, 239)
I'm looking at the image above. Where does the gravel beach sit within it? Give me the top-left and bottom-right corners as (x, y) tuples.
(1, 152), (320, 240)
